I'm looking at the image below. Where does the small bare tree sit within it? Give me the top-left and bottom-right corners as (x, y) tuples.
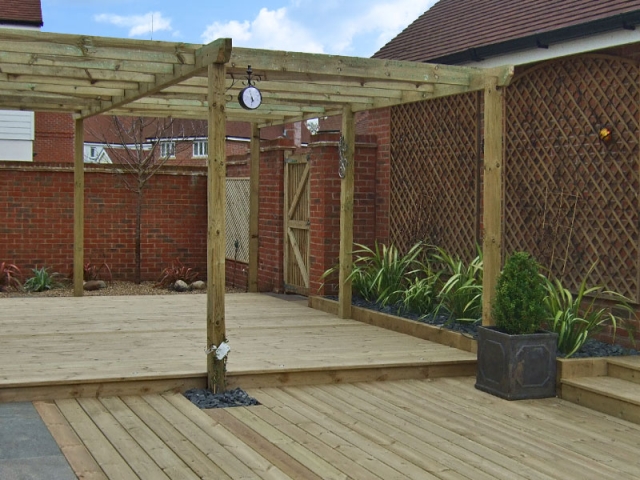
(88, 116), (205, 284)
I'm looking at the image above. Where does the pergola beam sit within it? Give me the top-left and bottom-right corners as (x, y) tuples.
(81, 38), (232, 118)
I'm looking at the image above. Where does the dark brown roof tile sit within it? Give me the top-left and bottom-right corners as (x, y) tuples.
(0, 0), (43, 27)
(374, 0), (640, 62)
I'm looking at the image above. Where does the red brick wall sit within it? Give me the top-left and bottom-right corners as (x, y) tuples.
(367, 107), (391, 244)
(225, 259), (248, 291)
(1, 163), (208, 282)
(256, 139), (292, 292)
(33, 113), (74, 164)
(307, 133), (378, 295)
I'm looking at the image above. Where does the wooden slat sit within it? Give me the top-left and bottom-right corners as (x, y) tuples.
(55, 399), (139, 480)
(162, 393), (291, 479)
(34, 400), (108, 480)
(207, 408), (323, 480)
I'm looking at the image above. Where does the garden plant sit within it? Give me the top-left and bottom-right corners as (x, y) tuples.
(23, 266), (61, 293)
(0, 262), (22, 292)
(323, 242), (637, 358)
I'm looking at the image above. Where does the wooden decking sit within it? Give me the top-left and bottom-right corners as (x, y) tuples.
(36, 377), (640, 479)
(0, 293), (475, 401)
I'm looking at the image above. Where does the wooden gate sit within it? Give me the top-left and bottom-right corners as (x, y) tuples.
(284, 154), (310, 295)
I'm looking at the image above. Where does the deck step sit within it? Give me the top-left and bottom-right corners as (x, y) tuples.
(607, 356), (640, 384)
(561, 376), (640, 424)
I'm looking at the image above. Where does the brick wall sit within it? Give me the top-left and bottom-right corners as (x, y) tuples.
(33, 113), (75, 164)
(256, 138), (292, 292)
(1, 163), (208, 282)
(307, 133), (378, 295)
(366, 108), (391, 244)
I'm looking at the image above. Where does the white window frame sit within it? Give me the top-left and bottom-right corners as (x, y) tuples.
(193, 140), (208, 158)
(160, 141), (176, 158)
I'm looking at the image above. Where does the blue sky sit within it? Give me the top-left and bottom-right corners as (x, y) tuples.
(41, 0), (436, 57)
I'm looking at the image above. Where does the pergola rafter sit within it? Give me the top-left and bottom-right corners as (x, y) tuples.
(0, 28), (513, 392)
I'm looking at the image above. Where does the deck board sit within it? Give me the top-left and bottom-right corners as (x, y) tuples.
(36, 378), (640, 480)
(0, 293), (475, 399)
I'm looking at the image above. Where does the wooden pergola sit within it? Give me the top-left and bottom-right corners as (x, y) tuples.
(0, 29), (513, 391)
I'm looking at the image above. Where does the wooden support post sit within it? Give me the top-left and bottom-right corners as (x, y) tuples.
(482, 78), (504, 326)
(73, 118), (84, 297)
(207, 62), (227, 392)
(248, 123), (260, 293)
(338, 106), (355, 319)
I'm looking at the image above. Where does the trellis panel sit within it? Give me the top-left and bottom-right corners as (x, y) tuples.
(504, 55), (640, 301)
(390, 93), (480, 261)
(225, 178), (250, 263)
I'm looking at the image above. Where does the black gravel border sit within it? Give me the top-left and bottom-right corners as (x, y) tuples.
(184, 387), (260, 409)
(330, 295), (639, 358)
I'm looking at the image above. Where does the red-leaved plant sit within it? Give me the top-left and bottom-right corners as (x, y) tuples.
(0, 262), (22, 292)
(155, 259), (199, 288)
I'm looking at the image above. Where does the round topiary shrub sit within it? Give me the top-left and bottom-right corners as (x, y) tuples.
(493, 252), (546, 335)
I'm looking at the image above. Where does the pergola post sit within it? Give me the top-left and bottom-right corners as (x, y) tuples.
(248, 123), (260, 293)
(73, 117), (84, 297)
(338, 106), (355, 319)
(482, 77), (504, 326)
(207, 62), (228, 392)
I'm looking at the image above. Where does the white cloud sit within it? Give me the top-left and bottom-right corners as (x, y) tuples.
(330, 0), (436, 54)
(202, 7), (324, 53)
(94, 11), (172, 38)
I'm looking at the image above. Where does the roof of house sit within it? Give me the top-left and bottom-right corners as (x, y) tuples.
(373, 0), (640, 64)
(0, 0), (43, 27)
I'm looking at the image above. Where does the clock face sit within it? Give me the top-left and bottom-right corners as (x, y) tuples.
(239, 86), (262, 110)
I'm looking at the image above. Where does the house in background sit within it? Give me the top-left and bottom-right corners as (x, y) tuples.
(83, 115), (309, 166)
(373, 0), (640, 66)
(0, 0), (43, 162)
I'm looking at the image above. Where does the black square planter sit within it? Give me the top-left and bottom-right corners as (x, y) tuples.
(476, 326), (558, 400)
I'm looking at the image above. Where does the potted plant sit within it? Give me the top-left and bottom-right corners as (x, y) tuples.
(475, 252), (558, 400)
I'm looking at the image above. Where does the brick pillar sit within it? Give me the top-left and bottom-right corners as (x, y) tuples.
(308, 133), (378, 296)
(367, 107), (391, 244)
(257, 137), (294, 292)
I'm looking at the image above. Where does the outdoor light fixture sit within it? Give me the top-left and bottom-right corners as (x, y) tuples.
(238, 65), (262, 110)
(599, 127), (613, 144)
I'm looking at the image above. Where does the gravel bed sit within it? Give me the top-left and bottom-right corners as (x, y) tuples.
(0, 280), (246, 298)
(184, 388), (260, 409)
(335, 296), (639, 358)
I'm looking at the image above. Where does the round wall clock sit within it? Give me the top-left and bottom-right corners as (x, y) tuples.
(238, 85), (262, 110)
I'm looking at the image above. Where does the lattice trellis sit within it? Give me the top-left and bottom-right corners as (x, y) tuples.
(390, 92), (480, 261)
(504, 55), (640, 301)
(225, 178), (250, 263)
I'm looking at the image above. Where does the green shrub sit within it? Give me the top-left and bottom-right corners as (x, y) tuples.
(400, 261), (440, 315)
(543, 263), (636, 357)
(321, 242), (423, 307)
(351, 242), (423, 306)
(493, 252), (546, 335)
(0, 262), (22, 292)
(433, 247), (483, 323)
(24, 266), (61, 292)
